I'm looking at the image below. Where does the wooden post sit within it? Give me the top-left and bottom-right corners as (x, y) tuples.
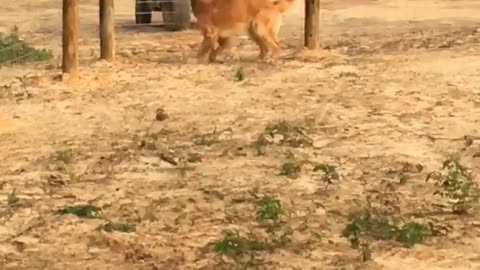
(100, 0), (115, 61)
(62, 0), (79, 74)
(304, 0), (320, 49)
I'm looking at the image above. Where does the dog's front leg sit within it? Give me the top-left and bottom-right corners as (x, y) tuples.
(209, 37), (234, 63)
(196, 37), (214, 64)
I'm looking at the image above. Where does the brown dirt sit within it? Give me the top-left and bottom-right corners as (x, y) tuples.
(1, 0), (480, 269)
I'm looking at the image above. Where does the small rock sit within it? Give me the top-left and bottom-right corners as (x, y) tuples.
(155, 108), (169, 121)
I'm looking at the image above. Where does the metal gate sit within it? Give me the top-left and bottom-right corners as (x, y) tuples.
(134, 0), (191, 31)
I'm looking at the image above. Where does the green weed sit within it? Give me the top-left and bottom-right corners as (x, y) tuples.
(0, 26), (53, 64)
(342, 210), (433, 248)
(313, 163), (340, 188)
(235, 67), (245, 81)
(214, 230), (265, 257)
(212, 194), (292, 269)
(279, 161), (303, 179)
(7, 189), (20, 207)
(251, 135), (269, 156)
(426, 155), (479, 214)
(256, 195), (283, 222)
(53, 150), (74, 164)
(56, 204), (102, 219)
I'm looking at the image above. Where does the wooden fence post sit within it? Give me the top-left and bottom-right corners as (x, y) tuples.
(62, 0), (79, 74)
(304, 0), (320, 49)
(100, 0), (115, 61)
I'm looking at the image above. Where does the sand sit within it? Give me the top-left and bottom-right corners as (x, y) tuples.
(1, 0), (480, 269)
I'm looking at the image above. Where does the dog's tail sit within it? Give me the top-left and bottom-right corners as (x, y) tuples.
(272, 0), (297, 13)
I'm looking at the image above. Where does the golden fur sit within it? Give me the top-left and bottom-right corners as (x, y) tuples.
(190, 0), (297, 63)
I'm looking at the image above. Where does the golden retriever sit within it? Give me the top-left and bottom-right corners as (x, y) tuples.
(190, 0), (297, 63)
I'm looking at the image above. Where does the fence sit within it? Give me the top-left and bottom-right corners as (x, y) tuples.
(0, 0), (321, 75)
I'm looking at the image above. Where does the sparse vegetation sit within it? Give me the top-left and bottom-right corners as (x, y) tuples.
(426, 155), (479, 214)
(56, 204), (102, 219)
(7, 189), (20, 207)
(256, 195), (283, 222)
(2, 2), (480, 269)
(212, 194), (292, 268)
(313, 163), (340, 188)
(235, 67), (245, 81)
(53, 149), (75, 164)
(279, 160), (303, 179)
(342, 209), (434, 248)
(0, 26), (53, 64)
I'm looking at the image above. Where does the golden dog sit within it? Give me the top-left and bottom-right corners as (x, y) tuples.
(190, 0), (297, 63)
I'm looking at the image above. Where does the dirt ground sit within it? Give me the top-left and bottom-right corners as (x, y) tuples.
(1, 0), (480, 269)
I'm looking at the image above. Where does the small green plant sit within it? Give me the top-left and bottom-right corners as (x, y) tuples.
(56, 204), (102, 219)
(398, 172), (409, 184)
(53, 150), (74, 164)
(395, 222), (433, 247)
(251, 135), (269, 156)
(0, 26), (53, 64)
(212, 194), (292, 268)
(279, 161), (303, 179)
(313, 163), (340, 188)
(7, 189), (20, 207)
(342, 210), (433, 248)
(256, 195), (283, 222)
(235, 67), (245, 81)
(214, 230), (265, 256)
(97, 222), (136, 233)
(426, 155), (479, 214)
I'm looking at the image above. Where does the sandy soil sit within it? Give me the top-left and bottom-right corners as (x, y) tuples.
(1, 0), (480, 269)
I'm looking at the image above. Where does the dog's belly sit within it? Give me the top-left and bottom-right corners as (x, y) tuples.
(219, 23), (249, 38)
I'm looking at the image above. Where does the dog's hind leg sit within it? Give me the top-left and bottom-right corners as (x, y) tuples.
(268, 17), (282, 59)
(255, 14), (282, 61)
(248, 22), (269, 60)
